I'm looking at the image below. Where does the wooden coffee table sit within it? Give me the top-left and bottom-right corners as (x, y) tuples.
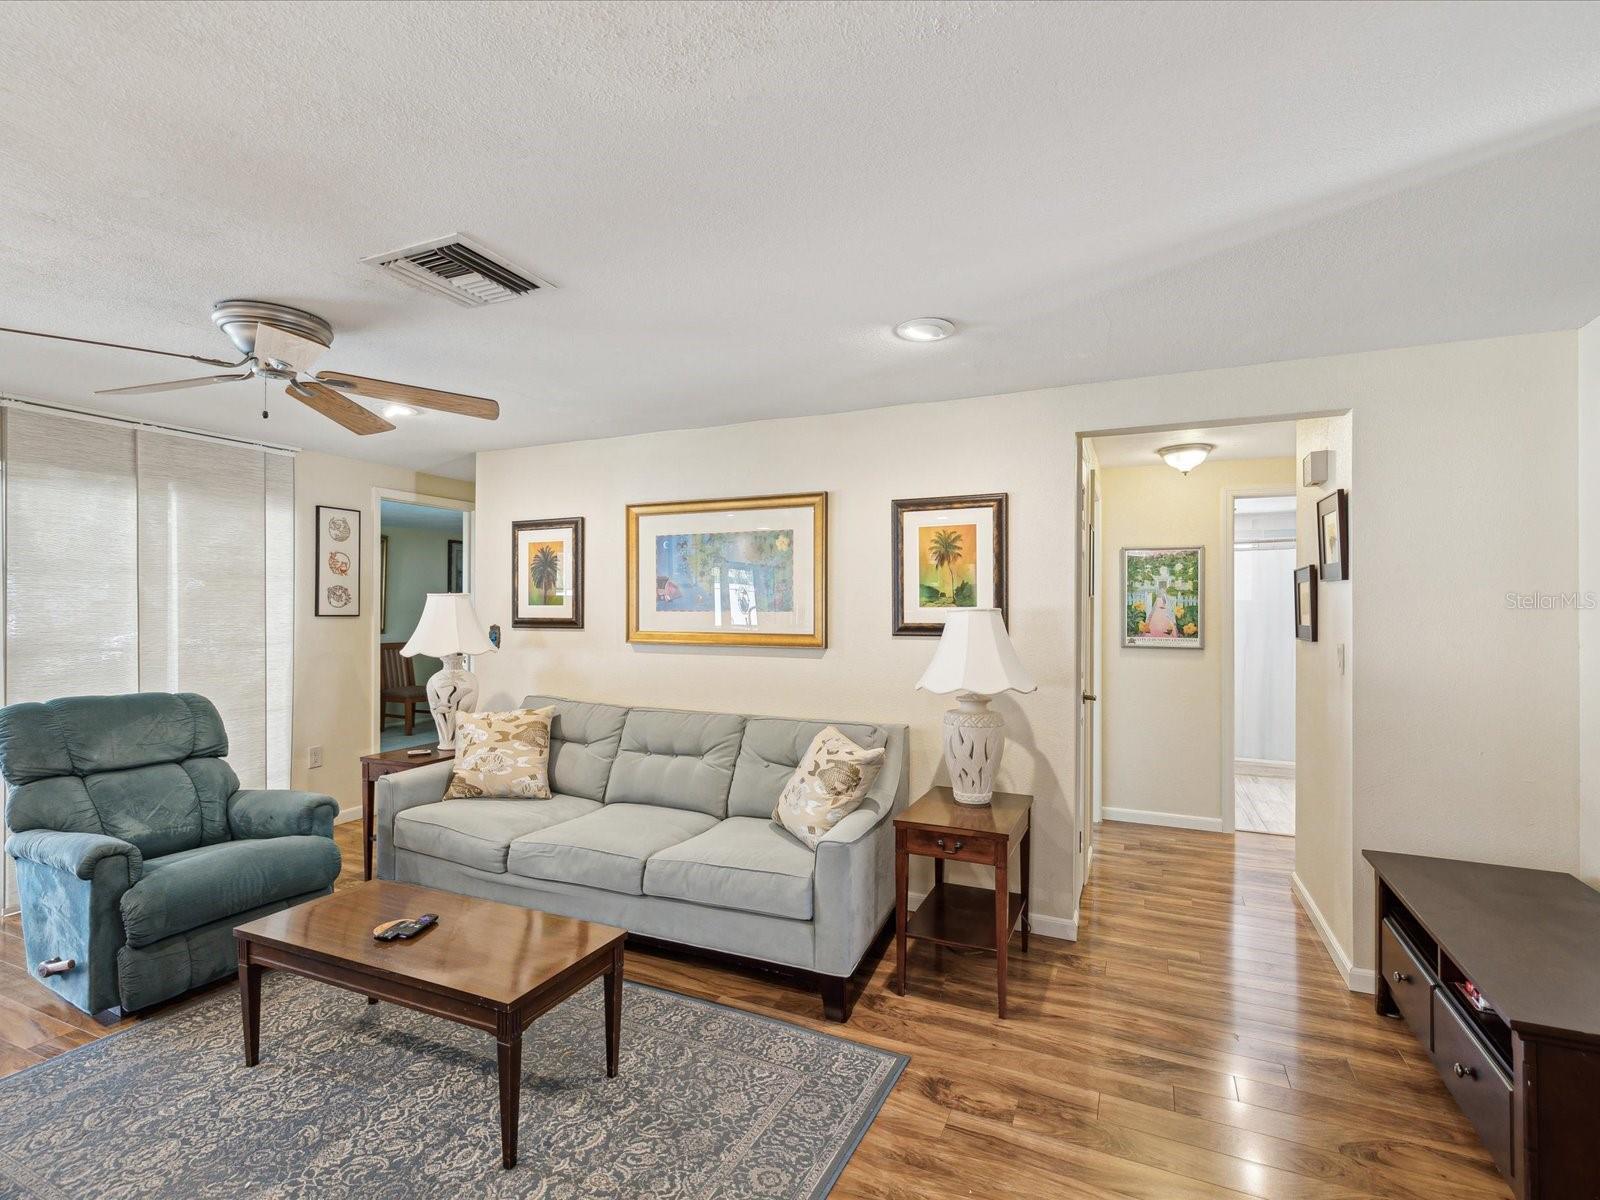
(234, 882), (626, 1169)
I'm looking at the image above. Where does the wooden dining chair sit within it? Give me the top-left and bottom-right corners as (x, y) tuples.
(380, 641), (428, 735)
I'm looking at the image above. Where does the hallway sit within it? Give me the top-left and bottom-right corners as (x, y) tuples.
(1235, 772), (1295, 835)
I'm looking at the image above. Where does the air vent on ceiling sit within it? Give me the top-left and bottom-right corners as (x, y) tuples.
(363, 234), (552, 308)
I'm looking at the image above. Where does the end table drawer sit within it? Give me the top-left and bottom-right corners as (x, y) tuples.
(904, 827), (994, 864)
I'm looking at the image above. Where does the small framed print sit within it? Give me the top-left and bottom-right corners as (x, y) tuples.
(627, 493), (826, 648)
(1317, 488), (1348, 582)
(513, 518), (584, 629)
(315, 505), (360, 617)
(1122, 546), (1202, 648)
(1295, 564), (1318, 641)
(892, 493), (1008, 636)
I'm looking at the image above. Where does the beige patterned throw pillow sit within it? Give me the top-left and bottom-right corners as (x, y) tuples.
(773, 726), (887, 850)
(444, 707), (557, 800)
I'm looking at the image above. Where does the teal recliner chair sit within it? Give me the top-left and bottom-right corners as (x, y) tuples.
(0, 692), (342, 1017)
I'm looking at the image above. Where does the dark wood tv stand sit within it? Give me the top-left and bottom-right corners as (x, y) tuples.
(1366, 851), (1600, 1198)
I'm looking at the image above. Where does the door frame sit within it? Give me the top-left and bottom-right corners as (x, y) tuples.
(370, 488), (476, 752)
(1219, 484), (1296, 834)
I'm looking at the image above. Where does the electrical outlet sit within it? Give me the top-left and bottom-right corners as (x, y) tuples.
(308, 745), (323, 769)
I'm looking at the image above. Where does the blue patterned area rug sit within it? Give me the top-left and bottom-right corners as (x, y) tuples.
(0, 975), (905, 1199)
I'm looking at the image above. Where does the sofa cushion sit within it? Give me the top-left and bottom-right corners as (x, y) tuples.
(394, 795), (600, 874)
(445, 706), (556, 799)
(120, 835), (341, 948)
(727, 718), (890, 819)
(643, 817), (815, 920)
(773, 727), (887, 850)
(508, 804), (717, 895)
(522, 696), (628, 801)
(605, 708), (745, 817)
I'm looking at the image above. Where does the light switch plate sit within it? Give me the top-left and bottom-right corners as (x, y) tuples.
(1337, 644), (1346, 675)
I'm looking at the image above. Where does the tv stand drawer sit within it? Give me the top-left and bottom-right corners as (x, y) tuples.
(1380, 917), (1436, 1046)
(1431, 989), (1513, 1179)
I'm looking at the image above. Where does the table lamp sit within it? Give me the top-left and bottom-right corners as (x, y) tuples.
(401, 593), (496, 750)
(916, 608), (1036, 806)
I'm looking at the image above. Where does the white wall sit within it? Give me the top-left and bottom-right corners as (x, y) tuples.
(292, 453), (473, 813)
(1581, 315), (1600, 887)
(471, 331), (1580, 973)
(1097, 458), (1296, 828)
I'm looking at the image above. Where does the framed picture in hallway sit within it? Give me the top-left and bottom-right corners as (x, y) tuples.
(1122, 546), (1202, 648)
(314, 505), (360, 617)
(626, 493), (826, 647)
(512, 517), (585, 629)
(1317, 488), (1348, 581)
(1295, 564), (1318, 641)
(891, 493), (1009, 636)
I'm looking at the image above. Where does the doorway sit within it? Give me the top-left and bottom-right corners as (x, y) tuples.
(374, 495), (472, 752)
(1229, 493), (1295, 835)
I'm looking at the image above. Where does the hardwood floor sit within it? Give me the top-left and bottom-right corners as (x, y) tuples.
(1235, 772), (1295, 836)
(0, 821), (1509, 1198)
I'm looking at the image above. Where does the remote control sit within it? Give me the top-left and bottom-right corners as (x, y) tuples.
(406, 747), (435, 757)
(372, 913), (439, 941)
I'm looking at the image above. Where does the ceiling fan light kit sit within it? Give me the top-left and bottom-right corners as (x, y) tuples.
(0, 300), (502, 437)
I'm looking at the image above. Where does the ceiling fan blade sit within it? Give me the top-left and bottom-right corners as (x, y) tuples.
(95, 372), (254, 396)
(0, 325), (245, 369)
(253, 323), (328, 373)
(285, 381), (395, 436)
(314, 372), (499, 420)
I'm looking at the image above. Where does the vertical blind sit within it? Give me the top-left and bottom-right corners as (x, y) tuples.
(2, 406), (295, 908)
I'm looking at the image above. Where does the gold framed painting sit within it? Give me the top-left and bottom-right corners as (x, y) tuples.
(626, 493), (827, 647)
(512, 517), (584, 628)
(891, 493), (1008, 636)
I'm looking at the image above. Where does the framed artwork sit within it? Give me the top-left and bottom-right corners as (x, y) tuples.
(1317, 488), (1348, 581)
(512, 517), (584, 629)
(379, 534), (390, 631)
(1295, 564), (1318, 642)
(626, 493), (827, 647)
(1122, 546), (1202, 648)
(891, 493), (1008, 636)
(314, 505), (360, 617)
(446, 538), (464, 592)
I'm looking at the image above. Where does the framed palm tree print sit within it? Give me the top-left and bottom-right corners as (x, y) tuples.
(512, 517), (584, 629)
(891, 493), (1008, 636)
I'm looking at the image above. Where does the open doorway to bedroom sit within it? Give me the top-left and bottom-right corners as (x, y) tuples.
(1230, 492), (1296, 834)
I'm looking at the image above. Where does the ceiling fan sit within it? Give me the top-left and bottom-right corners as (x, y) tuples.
(0, 300), (500, 435)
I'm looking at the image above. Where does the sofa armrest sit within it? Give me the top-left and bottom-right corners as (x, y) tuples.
(227, 789), (339, 840)
(6, 829), (140, 1013)
(812, 724), (909, 978)
(375, 759), (454, 879)
(7, 828), (143, 883)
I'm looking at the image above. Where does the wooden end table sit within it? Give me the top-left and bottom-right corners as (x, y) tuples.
(361, 744), (454, 880)
(235, 881), (626, 1170)
(893, 786), (1032, 1018)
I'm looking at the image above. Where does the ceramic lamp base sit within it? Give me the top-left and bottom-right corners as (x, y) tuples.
(426, 653), (479, 751)
(942, 692), (1005, 806)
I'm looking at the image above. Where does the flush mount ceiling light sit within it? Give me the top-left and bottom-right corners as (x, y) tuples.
(893, 317), (956, 342)
(382, 402), (420, 420)
(1157, 443), (1214, 475)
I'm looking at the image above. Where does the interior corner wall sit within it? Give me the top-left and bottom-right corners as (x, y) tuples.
(1294, 415), (1354, 972)
(1579, 315), (1600, 886)
(471, 330), (1579, 967)
(292, 453), (473, 814)
(1097, 457), (1295, 829)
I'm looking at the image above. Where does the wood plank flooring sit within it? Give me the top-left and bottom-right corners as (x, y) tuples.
(1235, 773), (1295, 836)
(0, 821), (1507, 1198)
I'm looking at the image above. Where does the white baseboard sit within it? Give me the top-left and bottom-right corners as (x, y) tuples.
(906, 889), (1078, 942)
(335, 806), (360, 825)
(1236, 758), (1294, 779)
(1102, 807), (1223, 832)
(1291, 871), (1375, 994)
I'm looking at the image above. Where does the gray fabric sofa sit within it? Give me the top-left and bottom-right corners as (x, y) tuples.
(376, 696), (909, 1019)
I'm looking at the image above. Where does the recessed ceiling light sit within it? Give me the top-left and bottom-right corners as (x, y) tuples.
(382, 402), (420, 420)
(1157, 443), (1214, 475)
(893, 317), (956, 342)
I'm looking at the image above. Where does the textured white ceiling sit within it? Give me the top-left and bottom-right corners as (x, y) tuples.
(3, 1), (1600, 478)
(1089, 421), (1299, 471)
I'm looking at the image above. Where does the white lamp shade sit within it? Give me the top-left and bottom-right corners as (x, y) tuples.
(401, 593), (495, 657)
(916, 608), (1036, 696)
